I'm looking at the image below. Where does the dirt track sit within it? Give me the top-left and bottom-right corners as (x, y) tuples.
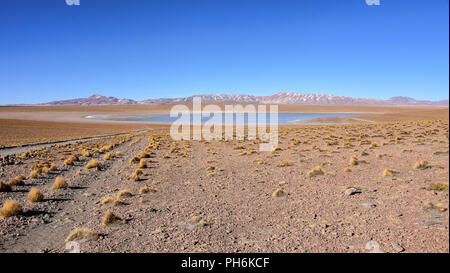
(0, 120), (448, 253)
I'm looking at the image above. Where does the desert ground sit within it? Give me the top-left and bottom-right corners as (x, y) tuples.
(0, 105), (448, 253)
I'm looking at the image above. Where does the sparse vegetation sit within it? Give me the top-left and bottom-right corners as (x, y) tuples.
(277, 160), (293, 167)
(382, 169), (400, 177)
(103, 151), (115, 160)
(29, 170), (39, 179)
(28, 187), (44, 203)
(413, 160), (443, 170)
(139, 186), (156, 194)
(272, 188), (288, 197)
(0, 199), (22, 217)
(102, 210), (125, 225)
(130, 169), (143, 181)
(9, 175), (26, 186)
(85, 159), (100, 170)
(307, 166), (326, 178)
(117, 189), (132, 200)
(427, 183), (449, 192)
(52, 176), (68, 190)
(65, 228), (98, 242)
(139, 159), (147, 168)
(423, 201), (447, 212)
(190, 215), (206, 227)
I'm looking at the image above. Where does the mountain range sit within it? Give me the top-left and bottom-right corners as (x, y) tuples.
(34, 92), (449, 106)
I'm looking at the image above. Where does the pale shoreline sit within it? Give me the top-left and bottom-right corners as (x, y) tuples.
(0, 104), (448, 147)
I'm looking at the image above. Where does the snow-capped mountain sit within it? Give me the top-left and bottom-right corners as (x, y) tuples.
(36, 92), (448, 106)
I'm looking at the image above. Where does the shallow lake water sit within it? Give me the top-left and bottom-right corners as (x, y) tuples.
(85, 112), (367, 125)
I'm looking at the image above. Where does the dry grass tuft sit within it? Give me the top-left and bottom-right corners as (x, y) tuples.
(103, 152), (115, 160)
(427, 183), (449, 192)
(139, 186), (157, 194)
(349, 156), (368, 165)
(277, 160), (293, 167)
(233, 144), (245, 150)
(369, 142), (379, 149)
(102, 210), (125, 226)
(65, 228), (98, 242)
(272, 188), (288, 198)
(0, 199), (22, 218)
(298, 157), (311, 163)
(129, 169), (143, 181)
(82, 149), (91, 157)
(100, 196), (115, 206)
(414, 160), (430, 170)
(190, 215), (206, 227)
(28, 187), (44, 203)
(100, 196), (123, 206)
(129, 156), (140, 164)
(307, 166), (326, 178)
(139, 159), (147, 168)
(344, 168), (352, 172)
(382, 169), (400, 177)
(117, 189), (132, 200)
(376, 153), (392, 159)
(52, 176), (68, 190)
(49, 163), (57, 171)
(9, 175), (26, 186)
(256, 158), (268, 165)
(349, 156), (358, 165)
(413, 160), (443, 170)
(85, 159), (100, 170)
(29, 170), (39, 179)
(423, 202), (447, 212)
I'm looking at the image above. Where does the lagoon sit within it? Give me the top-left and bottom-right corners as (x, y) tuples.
(85, 112), (367, 125)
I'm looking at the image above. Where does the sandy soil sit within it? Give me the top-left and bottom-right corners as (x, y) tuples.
(0, 105), (448, 147)
(0, 119), (448, 253)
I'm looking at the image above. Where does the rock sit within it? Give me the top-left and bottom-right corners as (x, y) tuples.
(345, 187), (361, 196)
(362, 202), (376, 207)
(391, 243), (405, 253)
(365, 241), (383, 253)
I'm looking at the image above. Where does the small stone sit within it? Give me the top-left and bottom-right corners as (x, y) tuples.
(362, 202), (376, 207)
(345, 187), (361, 196)
(391, 243), (405, 253)
(365, 241), (383, 253)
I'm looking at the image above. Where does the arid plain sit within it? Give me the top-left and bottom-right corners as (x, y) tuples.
(0, 104), (448, 252)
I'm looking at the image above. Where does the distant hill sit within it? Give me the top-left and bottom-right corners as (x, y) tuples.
(33, 92), (449, 106)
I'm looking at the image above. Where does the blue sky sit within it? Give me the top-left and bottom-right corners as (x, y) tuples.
(0, 0), (448, 104)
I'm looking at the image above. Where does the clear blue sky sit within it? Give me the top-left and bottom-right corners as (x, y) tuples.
(0, 0), (448, 104)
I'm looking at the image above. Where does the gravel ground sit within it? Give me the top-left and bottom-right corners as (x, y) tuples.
(0, 120), (448, 253)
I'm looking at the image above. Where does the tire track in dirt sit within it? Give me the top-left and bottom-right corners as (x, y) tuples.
(0, 135), (148, 252)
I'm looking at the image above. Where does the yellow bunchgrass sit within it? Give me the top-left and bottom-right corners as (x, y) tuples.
(28, 187), (44, 203)
(0, 199), (22, 218)
(52, 176), (68, 190)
